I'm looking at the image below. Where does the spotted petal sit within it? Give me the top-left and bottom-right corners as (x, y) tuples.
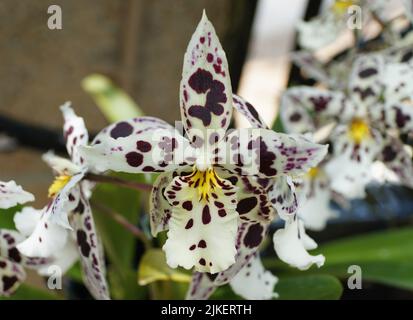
(378, 135), (413, 188)
(297, 14), (345, 51)
(348, 55), (384, 110)
(281, 87), (354, 131)
(296, 169), (336, 231)
(373, 102), (413, 134)
(149, 171), (175, 237)
(47, 172), (85, 229)
(233, 95), (267, 129)
(383, 62), (413, 103)
(273, 217), (325, 270)
(230, 253), (278, 300)
(0, 256), (26, 297)
(267, 175), (298, 220)
(61, 102), (89, 167)
(71, 196), (109, 300)
(180, 11), (233, 148)
(219, 128), (328, 178)
(325, 125), (382, 198)
(163, 173), (238, 273)
(80, 117), (194, 174)
(16, 207), (69, 258)
(0, 181), (34, 209)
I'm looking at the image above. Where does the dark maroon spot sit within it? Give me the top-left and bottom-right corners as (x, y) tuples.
(290, 112), (302, 122)
(243, 223), (264, 248)
(125, 152), (143, 167)
(110, 122), (133, 139)
(395, 107), (411, 128)
(202, 205), (211, 224)
(189, 244), (196, 251)
(185, 219), (194, 229)
(199, 258), (206, 266)
(143, 166), (155, 172)
(359, 67), (378, 78)
(74, 200), (85, 214)
(236, 197), (258, 214)
(207, 53), (213, 63)
(214, 201), (224, 208)
(246, 102), (261, 123)
(2, 276), (19, 293)
(309, 96), (331, 113)
(8, 248), (21, 263)
(187, 68), (227, 126)
(136, 140), (152, 152)
(218, 209), (226, 217)
(182, 201), (193, 211)
(382, 145), (397, 162)
(198, 240), (207, 248)
(76, 230), (91, 257)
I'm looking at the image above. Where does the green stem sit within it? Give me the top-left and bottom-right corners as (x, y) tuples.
(90, 200), (152, 249)
(86, 173), (152, 192)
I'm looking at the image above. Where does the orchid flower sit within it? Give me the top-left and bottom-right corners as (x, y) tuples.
(16, 103), (109, 300)
(185, 96), (327, 300)
(295, 166), (338, 231)
(292, 32), (413, 92)
(79, 12), (328, 276)
(0, 182), (50, 296)
(281, 54), (413, 199)
(297, 0), (405, 52)
(0, 180), (34, 209)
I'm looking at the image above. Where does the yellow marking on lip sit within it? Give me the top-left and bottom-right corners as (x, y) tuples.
(188, 168), (223, 201)
(307, 167), (320, 179)
(333, 0), (355, 15)
(348, 118), (370, 144)
(48, 175), (71, 198)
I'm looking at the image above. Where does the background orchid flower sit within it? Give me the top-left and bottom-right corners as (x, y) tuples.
(0, 181), (49, 296)
(0, 229), (51, 296)
(295, 166), (338, 231)
(0, 180), (34, 209)
(16, 103), (109, 300)
(281, 54), (413, 199)
(297, 0), (405, 52)
(80, 12), (328, 276)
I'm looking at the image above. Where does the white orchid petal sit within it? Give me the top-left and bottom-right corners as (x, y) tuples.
(0, 181), (34, 209)
(273, 218), (325, 271)
(17, 210), (68, 258)
(230, 254), (278, 300)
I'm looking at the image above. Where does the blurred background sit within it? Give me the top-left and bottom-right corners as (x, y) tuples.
(0, 0), (308, 206)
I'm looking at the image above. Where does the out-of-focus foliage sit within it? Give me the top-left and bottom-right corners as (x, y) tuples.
(82, 74), (144, 123)
(138, 249), (192, 285)
(264, 227), (413, 291)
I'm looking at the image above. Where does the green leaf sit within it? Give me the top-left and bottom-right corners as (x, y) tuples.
(211, 274), (342, 300)
(276, 274), (343, 300)
(138, 249), (192, 286)
(82, 74), (144, 123)
(265, 227), (413, 291)
(91, 173), (143, 271)
(0, 205), (22, 229)
(0, 284), (61, 300)
(271, 113), (285, 132)
(91, 172), (148, 299)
